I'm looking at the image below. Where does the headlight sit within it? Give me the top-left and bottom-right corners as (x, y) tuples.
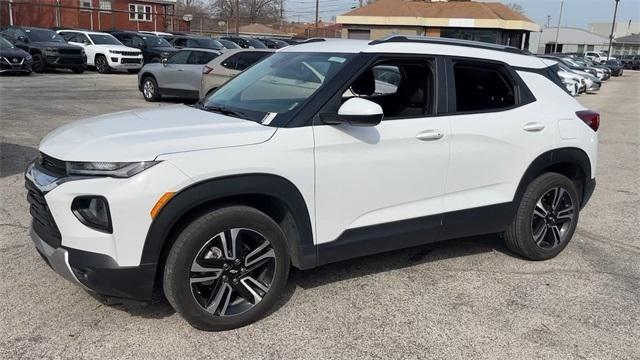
(109, 50), (119, 54)
(66, 161), (160, 178)
(26, 54), (32, 61)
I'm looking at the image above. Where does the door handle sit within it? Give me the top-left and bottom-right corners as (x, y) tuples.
(523, 122), (545, 132)
(416, 130), (444, 141)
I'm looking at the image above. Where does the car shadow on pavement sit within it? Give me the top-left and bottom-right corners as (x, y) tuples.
(291, 234), (509, 290)
(86, 234), (510, 320)
(0, 143), (38, 178)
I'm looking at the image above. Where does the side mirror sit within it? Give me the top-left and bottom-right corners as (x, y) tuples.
(320, 98), (383, 127)
(17, 35), (28, 43)
(162, 57), (168, 65)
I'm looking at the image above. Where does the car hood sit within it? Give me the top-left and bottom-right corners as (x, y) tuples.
(0, 47), (29, 57)
(39, 105), (276, 162)
(32, 41), (81, 50)
(93, 44), (140, 52)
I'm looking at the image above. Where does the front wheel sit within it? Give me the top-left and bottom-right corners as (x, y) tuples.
(32, 53), (45, 73)
(95, 55), (110, 74)
(504, 173), (580, 260)
(163, 206), (290, 331)
(141, 76), (160, 102)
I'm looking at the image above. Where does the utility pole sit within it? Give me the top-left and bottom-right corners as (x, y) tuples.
(546, 15), (551, 28)
(553, 0), (564, 53)
(315, 0), (319, 37)
(235, 0), (240, 36)
(607, 0), (620, 59)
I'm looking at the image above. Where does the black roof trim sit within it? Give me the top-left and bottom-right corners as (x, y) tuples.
(369, 35), (528, 55)
(301, 38), (326, 44)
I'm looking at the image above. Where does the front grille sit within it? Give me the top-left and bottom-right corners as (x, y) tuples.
(119, 51), (140, 57)
(58, 48), (81, 55)
(26, 179), (62, 248)
(121, 58), (142, 64)
(40, 153), (66, 176)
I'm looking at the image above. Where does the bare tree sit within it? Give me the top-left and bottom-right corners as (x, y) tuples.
(507, 3), (525, 14)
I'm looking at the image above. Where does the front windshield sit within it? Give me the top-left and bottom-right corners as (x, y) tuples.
(25, 29), (65, 43)
(202, 52), (354, 123)
(562, 58), (581, 67)
(89, 34), (122, 45)
(0, 36), (14, 48)
(142, 35), (171, 48)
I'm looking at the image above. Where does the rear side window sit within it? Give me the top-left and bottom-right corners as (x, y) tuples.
(453, 62), (516, 112)
(235, 52), (269, 70)
(221, 53), (241, 69)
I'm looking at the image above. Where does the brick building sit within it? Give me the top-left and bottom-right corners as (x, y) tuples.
(1, 0), (177, 32)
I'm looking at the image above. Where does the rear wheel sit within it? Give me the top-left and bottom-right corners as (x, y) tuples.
(95, 55), (110, 74)
(504, 173), (580, 260)
(141, 76), (160, 102)
(163, 206), (290, 331)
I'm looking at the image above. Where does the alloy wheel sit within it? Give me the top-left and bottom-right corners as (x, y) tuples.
(143, 80), (155, 99)
(96, 57), (107, 73)
(531, 187), (575, 249)
(189, 228), (276, 317)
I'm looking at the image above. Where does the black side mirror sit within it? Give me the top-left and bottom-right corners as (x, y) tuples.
(17, 35), (28, 43)
(320, 98), (383, 127)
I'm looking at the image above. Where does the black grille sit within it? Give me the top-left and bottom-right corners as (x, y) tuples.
(40, 153), (66, 176)
(58, 48), (81, 55)
(121, 58), (142, 64)
(26, 179), (62, 248)
(119, 51), (140, 57)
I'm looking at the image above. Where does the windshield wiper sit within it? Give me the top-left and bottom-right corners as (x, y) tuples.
(194, 103), (252, 121)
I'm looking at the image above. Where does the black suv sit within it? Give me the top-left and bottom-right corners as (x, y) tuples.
(109, 31), (177, 64)
(166, 35), (224, 50)
(0, 26), (86, 73)
(220, 36), (267, 49)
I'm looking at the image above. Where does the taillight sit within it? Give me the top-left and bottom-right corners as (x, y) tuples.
(202, 65), (213, 74)
(576, 110), (600, 131)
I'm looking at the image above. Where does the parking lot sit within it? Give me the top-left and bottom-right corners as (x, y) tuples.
(0, 70), (639, 359)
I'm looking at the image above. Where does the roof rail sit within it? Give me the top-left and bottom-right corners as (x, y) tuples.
(369, 35), (528, 55)
(301, 38), (326, 44)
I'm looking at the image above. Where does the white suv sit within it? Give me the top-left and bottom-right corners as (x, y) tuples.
(57, 30), (143, 73)
(26, 36), (598, 331)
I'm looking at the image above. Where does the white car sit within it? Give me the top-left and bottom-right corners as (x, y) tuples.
(584, 51), (615, 64)
(26, 36), (599, 331)
(57, 30), (143, 73)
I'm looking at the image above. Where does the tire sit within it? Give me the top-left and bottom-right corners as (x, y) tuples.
(141, 76), (160, 102)
(72, 66), (85, 74)
(32, 53), (45, 73)
(95, 55), (110, 74)
(163, 206), (290, 331)
(504, 173), (580, 260)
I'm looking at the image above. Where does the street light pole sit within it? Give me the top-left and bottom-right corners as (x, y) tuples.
(607, 0), (620, 59)
(553, 0), (564, 53)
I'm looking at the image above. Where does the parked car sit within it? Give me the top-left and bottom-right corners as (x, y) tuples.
(27, 36), (598, 331)
(584, 51), (614, 64)
(619, 55), (640, 70)
(603, 59), (624, 76)
(215, 38), (241, 49)
(279, 38), (300, 45)
(542, 55), (604, 82)
(139, 31), (173, 37)
(0, 35), (32, 74)
(220, 36), (267, 49)
(200, 49), (273, 98)
(257, 38), (289, 49)
(572, 57), (610, 80)
(57, 30), (143, 73)
(109, 31), (177, 64)
(0, 26), (86, 73)
(138, 48), (221, 101)
(166, 35), (225, 51)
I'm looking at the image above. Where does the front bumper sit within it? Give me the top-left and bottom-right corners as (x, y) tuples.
(108, 56), (143, 69)
(31, 224), (156, 300)
(44, 54), (86, 69)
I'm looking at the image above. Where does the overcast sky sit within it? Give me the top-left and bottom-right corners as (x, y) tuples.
(285, 0), (640, 28)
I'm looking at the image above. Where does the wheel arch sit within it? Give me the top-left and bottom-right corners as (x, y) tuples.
(141, 173), (316, 290)
(514, 147), (592, 208)
(138, 72), (156, 90)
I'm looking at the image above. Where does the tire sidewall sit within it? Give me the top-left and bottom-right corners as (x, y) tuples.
(32, 53), (45, 73)
(95, 55), (109, 73)
(517, 174), (580, 259)
(164, 207), (290, 331)
(142, 77), (158, 101)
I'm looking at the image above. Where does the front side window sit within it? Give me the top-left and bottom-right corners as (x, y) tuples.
(129, 4), (152, 21)
(167, 50), (190, 64)
(202, 52), (354, 123)
(341, 60), (434, 118)
(453, 61), (516, 112)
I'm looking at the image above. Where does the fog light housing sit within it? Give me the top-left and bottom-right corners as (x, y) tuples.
(72, 196), (112, 233)
(111, 57), (118, 62)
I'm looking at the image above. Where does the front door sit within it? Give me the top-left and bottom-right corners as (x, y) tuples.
(313, 57), (450, 249)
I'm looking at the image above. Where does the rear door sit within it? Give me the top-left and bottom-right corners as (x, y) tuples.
(180, 51), (219, 92)
(157, 50), (191, 90)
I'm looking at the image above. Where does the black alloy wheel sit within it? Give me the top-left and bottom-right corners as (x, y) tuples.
(95, 55), (110, 74)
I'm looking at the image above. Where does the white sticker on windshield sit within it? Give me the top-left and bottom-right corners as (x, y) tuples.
(328, 56), (346, 63)
(262, 112), (278, 125)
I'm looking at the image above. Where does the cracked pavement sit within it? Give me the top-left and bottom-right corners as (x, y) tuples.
(0, 71), (638, 359)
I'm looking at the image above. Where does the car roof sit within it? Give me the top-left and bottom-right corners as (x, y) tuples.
(177, 47), (221, 53)
(58, 30), (115, 36)
(279, 37), (547, 69)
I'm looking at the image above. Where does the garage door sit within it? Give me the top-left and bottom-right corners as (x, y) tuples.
(348, 30), (371, 40)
